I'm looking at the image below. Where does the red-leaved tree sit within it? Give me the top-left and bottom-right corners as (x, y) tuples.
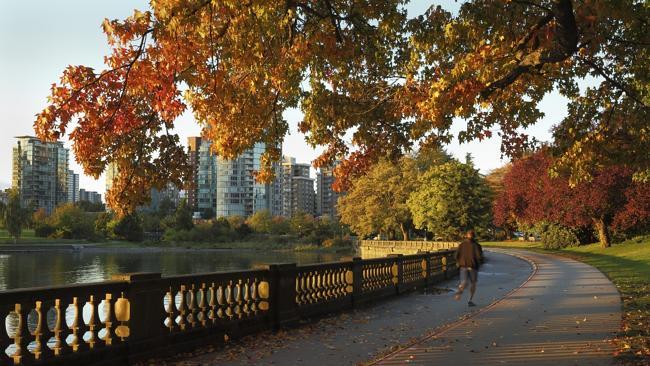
(495, 151), (650, 248)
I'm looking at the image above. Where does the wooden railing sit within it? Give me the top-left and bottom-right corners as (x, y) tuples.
(0, 250), (458, 365)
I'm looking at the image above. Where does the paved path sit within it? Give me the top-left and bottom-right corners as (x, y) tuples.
(372, 250), (621, 365)
(172, 250), (531, 365)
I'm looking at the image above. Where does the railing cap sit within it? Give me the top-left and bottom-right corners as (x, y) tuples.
(340, 256), (362, 262)
(264, 263), (297, 270)
(111, 272), (161, 282)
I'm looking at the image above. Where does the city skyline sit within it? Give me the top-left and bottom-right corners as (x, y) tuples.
(1, 1), (563, 194)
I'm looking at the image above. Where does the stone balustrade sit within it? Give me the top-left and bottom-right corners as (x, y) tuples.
(0, 250), (458, 365)
(359, 240), (459, 257)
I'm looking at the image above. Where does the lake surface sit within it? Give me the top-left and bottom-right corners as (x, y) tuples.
(0, 249), (354, 290)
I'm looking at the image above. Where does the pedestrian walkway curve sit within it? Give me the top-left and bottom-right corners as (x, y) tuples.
(371, 250), (621, 365)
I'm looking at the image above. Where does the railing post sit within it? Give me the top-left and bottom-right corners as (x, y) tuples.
(387, 254), (403, 295)
(342, 257), (363, 307)
(265, 263), (298, 329)
(111, 272), (164, 358)
(424, 252), (432, 288)
(442, 255), (449, 279)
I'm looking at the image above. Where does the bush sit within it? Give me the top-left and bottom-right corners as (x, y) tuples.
(246, 210), (273, 233)
(112, 214), (144, 242)
(532, 222), (580, 249)
(49, 204), (95, 239)
(34, 223), (56, 238)
(95, 212), (113, 238)
(163, 219), (235, 243)
(322, 237), (353, 248)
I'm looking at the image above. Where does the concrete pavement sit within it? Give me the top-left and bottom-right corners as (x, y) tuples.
(371, 250), (621, 365)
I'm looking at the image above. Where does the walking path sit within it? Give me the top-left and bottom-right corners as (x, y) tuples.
(171, 250), (621, 366)
(371, 250), (621, 365)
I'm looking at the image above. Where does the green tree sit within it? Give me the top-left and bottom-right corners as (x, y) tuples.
(112, 213), (143, 242)
(141, 212), (163, 232)
(0, 201), (5, 227)
(408, 160), (492, 240)
(3, 189), (26, 242)
(269, 216), (290, 235)
(173, 199), (194, 231)
(289, 212), (316, 238)
(158, 197), (176, 216)
(49, 203), (95, 239)
(95, 212), (114, 238)
(338, 157), (419, 240)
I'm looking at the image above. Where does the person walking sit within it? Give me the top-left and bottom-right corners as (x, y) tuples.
(454, 229), (483, 306)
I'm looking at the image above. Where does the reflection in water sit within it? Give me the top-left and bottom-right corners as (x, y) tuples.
(0, 249), (351, 290)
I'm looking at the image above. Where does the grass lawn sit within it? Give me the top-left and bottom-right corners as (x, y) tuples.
(484, 237), (650, 363)
(0, 229), (85, 245)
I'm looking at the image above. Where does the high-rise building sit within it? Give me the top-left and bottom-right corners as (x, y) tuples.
(281, 157), (315, 217)
(79, 189), (102, 204)
(216, 143), (278, 217)
(144, 183), (181, 212)
(186, 137), (281, 218)
(197, 140), (217, 216)
(187, 136), (202, 211)
(316, 163), (341, 219)
(12, 136), (69, 214)
(67, 170), (79, 203)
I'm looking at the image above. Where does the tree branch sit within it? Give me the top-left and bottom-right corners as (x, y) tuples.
(580, 57), (649, 109)
(481, 0), (578, 99)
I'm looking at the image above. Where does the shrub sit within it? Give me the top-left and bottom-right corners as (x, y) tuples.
(322, 237), (353, 248)
(34, 223), (56, 238)
(532, 222), (580, 249)
(49, 204), (95, 239)
(246, 210), (273, 233)
(112, 214), (144, 242)
(95, 212), (113, 238)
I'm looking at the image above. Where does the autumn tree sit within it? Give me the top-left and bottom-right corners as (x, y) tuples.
(338, 157), (419, 240)
(36, 1), (649, 215)
(486, 164), (514, 239)
(246, 210), (274, 234)
(495, 151), (650, 248)
(407, 160), (492, 240)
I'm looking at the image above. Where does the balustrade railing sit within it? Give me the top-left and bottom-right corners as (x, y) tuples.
(0, 250), (458, 365)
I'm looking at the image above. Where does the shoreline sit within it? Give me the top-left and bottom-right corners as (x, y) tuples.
(0, 243), (356, 254)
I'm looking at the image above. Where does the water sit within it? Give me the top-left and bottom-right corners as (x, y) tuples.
(0, 248), (353, 290)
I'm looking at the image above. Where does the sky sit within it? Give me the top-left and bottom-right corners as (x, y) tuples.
(0, 1), (565, 195)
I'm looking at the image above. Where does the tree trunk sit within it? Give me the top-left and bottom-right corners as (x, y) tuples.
(400, 223), (409, 241)
(504, 226), (513, 240)
(593, 217), (611, 248)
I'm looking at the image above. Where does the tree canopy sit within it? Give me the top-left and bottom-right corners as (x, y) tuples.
(408, 160), (492, 240)
(35, 0), (649, 214)
(494, 150), (650, 248)
(3, 189), (26, 242)
(337, 157), (418, 240)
